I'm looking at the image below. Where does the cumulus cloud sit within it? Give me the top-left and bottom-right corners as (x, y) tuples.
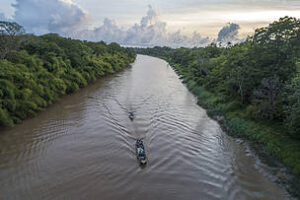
(75, 5), (211, 47)
(0, 13), (9, 21)
(122, 5), (169, 46)
(77, 18), (126, 44)
(6, 1), (241, 47)
(12, 0), (89, 35)
(216, 23), (240, 44)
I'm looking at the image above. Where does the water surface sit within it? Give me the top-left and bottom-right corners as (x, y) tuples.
(0, 55), (289, 200)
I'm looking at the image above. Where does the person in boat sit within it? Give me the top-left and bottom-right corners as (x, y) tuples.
(136, 139), (147, 164)
(136, 139), (143, 145)
(129, 112), (134, 120)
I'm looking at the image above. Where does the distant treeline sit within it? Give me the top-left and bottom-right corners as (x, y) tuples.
(136, 17), (300, 178)
(0, 21), (136, 127)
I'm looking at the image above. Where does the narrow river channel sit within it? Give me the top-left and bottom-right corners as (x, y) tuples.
(0, 55), (289, 200)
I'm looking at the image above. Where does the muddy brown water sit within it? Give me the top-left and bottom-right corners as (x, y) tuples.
(0, 55), (290, 200)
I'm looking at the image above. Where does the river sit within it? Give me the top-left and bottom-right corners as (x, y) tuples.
(0, 55), (290, 200)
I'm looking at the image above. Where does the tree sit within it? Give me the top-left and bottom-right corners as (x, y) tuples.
(284, 75), (300, 138)
(0, 21), (25, 59)
(0, 22), (135, 127)
(252, 76), (283, 120)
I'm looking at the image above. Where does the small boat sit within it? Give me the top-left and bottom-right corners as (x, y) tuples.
(129, 112), (134, 121)
(136, 139), (147, 165)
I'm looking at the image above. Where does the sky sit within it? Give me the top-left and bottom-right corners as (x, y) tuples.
(72, 0), (300, 36)
(0, 0), (299, 47)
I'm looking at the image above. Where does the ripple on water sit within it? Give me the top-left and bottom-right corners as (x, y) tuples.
(0, 55), (290, 200)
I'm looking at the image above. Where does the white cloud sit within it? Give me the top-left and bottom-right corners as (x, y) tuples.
(7, 1), (243, 47)
(12, 0), (89, 35)
(74, 5), (212, 47)
(0, 13), (9, 21)
(1, 0), (299, 40)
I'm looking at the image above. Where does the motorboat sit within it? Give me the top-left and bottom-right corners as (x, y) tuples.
(135, 139), (147, 165)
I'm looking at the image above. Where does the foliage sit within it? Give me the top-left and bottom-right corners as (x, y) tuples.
(0, 22), (136, 127)
(136, 16), (300, 139)
(284, 75), (300, 138)
(136, 17), (300, 178)
(0, 21), (25, 59)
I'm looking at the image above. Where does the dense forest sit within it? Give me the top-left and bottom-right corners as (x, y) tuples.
(0, 21), (136, 127)
(136, 17), (300, 176)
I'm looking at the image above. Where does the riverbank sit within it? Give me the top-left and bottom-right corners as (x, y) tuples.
(0, 55), (290, 199)
(0, 32), (136, 127)
(134, 17), (300, 197)
(168, 62), (300, 198)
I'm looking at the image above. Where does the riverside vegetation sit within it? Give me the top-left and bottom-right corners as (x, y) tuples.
(0, 21), (136, 127)
(136, 16), (300, 188)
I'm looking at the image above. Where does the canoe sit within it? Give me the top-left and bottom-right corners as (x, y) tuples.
(136, 139), (147, 165)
